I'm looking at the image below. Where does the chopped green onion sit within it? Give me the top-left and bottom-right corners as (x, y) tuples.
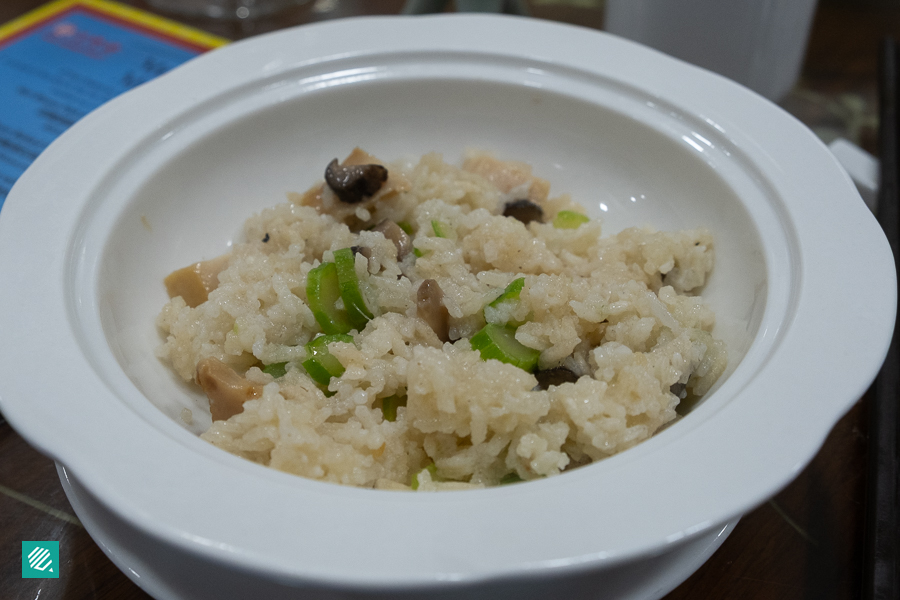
(553, 210), (590, 229)
(302, 333), (353, 387)
(333, 247), (374, 330)
(431, 220), (454, 239)
(397, 221), (414, 235)
(470, 323), (540, 372)
(307, 262), (354, 334)
(262, 362), (287, 378)
(411, 463), (438, 490)
(499, 472), (524, 485)
(381, 394), (407, 422)
(488, 277), (525, 309)
(413, 248), (425, 258)
(485, 277), (526, 325)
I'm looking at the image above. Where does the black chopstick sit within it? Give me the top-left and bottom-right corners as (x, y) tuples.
(863, 36), (900, 600)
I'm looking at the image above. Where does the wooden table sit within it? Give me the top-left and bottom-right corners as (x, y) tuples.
(0, 1), (895, 598)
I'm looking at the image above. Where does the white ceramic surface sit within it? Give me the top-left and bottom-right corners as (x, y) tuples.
(58, 463), (738, 599)
(0, 14), (894, 599)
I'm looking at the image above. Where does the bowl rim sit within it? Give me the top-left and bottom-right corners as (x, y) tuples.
(0, 13), (895, 589)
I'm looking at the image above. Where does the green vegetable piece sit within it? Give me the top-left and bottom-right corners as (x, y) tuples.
(485, 277), (527, 325)
(302, 333), (353, 386)
(413, 248), (425, 258)
(553, 210), (590, 229)
(411, 463), (438, 490)
(470, 323), (540, 372)
(307, 262), (354, 334)
(333, 247), (374, 330)
(262, 362), (287, 378)
(431, 220), (454, 239)
(488, 277), (525, 309)
(397, 221), (414, 235)
(381, 394), (407, 422)
(499, 472), (524, 485)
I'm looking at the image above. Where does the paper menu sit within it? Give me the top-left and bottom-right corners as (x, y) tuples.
(0, 0), (228, 209)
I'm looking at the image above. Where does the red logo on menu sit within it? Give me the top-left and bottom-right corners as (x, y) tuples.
(42, 21), (120, 58)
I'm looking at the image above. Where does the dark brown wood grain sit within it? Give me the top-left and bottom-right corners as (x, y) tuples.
(0, 1), (894, 598)
(667, 398), (871, 600)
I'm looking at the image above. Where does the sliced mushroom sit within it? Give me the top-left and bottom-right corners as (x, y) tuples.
(324, 159), (388, 204)
(462, 152), (551, 203)
(164, 253), (230, 308)
(534, 366), (579, 390)
(417, 279), (451, 343)
(195, 357), (263, 421)
(350, 245), (373, 260)
(502, 199), (544, 224)
(291, 183), (324, 209)
(373, 219), (412, 260)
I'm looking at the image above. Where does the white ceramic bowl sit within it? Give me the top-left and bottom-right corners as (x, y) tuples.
(0, 14), (894, 600)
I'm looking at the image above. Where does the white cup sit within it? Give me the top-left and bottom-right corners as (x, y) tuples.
(604, 0), (819, 102)
(145, 0), (306, 19)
